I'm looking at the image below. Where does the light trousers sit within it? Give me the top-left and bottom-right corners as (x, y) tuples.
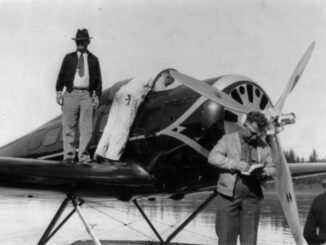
(62, 90), (94, 162)
(95, 89), (140, 160)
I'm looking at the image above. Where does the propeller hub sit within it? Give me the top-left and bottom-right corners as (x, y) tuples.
(276, 112), (296, 127)
(265, 112), (296, 135)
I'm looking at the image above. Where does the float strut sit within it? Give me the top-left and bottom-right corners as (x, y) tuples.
(38, 195), (71, 245)
(133, 191), (217, 244)
(38, 193), (102, 245)
(133, 199), (164, 243)
(165, 191), (217, 243)
(72, 198), (102, 245)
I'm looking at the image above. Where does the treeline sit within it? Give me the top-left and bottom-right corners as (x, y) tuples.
(263, 148), (326, 192)
(283, 148), (325, 163)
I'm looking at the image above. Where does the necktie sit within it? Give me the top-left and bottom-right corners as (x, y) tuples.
(77, 54), (84, 77)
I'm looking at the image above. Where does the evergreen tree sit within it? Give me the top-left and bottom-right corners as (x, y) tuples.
(283, 149), (306, 163)
(284, 149), (297, 163)
(308, 148), (318, 162)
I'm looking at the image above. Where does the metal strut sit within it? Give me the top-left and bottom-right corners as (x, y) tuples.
(133, 191), (217, 244)
(72, 198), (102, 245)
(37, 195), (71, 245)
(133, 199), (164, 243)
(37, 193), (102, 245)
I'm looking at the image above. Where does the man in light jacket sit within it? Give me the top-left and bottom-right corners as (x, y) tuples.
(208, 111), (276, 245)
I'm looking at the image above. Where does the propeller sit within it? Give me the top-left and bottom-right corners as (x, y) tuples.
(271, 135), (305, 245)
(268, 42), (315, 245)
(171, 41), (315, 245)
(170, 70), (251, 114)
(270, 41), (315, 117)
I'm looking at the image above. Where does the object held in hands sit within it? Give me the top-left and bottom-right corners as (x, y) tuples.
(241, 163), (264, 176)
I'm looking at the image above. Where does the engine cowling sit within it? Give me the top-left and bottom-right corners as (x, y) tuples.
(202, 74), (273, 135)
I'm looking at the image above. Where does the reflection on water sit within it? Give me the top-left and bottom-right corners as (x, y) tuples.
(0, 191), (318, 245)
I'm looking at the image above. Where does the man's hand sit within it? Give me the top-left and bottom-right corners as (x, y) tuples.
(94, 96), (100, 109)
(256, 169), (269, 181)
(56, 91), (63, 105)
(92, 95), (100, 109)
(236, 161), (250, 172)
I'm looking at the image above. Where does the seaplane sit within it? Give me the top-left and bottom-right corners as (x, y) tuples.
(0, 41), (325, 245)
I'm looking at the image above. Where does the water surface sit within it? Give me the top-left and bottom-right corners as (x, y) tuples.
(0, 190), (317, 245)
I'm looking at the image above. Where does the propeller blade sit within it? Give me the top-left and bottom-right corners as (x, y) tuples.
(170, 70), (251, 114)
(270, 135), (305, 245)
(273, 41), (315, 116)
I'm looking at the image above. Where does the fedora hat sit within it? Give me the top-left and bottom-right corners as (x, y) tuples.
(72, 29), (92, 40)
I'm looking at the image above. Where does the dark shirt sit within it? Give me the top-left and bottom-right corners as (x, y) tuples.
(56, 51), (102, 97)
(240, 137), (258, 165)
(239, 137), (263, 198)
(304, 192), (326, 245)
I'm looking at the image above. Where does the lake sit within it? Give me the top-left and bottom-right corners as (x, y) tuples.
(0, 190), (318, 245)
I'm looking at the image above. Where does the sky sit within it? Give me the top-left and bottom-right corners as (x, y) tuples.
(0, 0), (325, 159)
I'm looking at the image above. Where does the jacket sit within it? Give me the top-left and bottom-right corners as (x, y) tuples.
(304, 192), (326, 245)
(208, 132), (276, 197)
(55, 51), (102, 97)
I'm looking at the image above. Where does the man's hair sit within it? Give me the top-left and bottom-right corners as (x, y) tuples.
(246, 111), (269, 133)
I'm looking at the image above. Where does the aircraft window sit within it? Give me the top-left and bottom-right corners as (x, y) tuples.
(43, 127), (60, 146)
(28, 130), (44, 150)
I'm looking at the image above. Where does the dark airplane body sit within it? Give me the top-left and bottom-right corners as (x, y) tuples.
(0, 74), (272, 200)
(1, 44), (326, 244)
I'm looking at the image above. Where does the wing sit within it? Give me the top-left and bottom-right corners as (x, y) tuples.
(289, 161), (326, 179)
